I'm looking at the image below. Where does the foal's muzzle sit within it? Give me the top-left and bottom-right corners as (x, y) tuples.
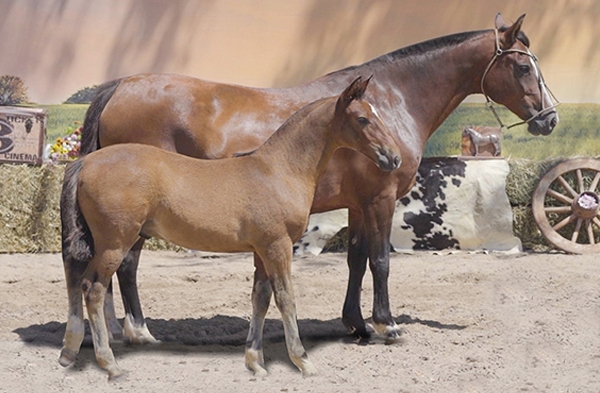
(376, 147), (402, 172)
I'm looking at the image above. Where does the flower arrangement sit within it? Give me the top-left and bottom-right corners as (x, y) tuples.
(47, 126), (82, 163)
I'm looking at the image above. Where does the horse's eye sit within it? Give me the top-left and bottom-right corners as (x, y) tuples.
(357, 117), (369, 125)
(518, 64), (531, 75)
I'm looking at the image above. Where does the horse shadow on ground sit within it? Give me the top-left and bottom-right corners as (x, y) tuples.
(13, 314), (465, 371)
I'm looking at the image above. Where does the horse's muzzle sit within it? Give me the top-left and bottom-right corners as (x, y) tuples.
(527, 110), (559, 136)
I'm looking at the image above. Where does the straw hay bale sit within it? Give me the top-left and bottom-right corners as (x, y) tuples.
(1, 157), (590, 253)
(0, 164), (64, 252)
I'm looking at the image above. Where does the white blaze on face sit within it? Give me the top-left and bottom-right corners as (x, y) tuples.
(368, 102), (383, 123)
(528, 50), (553, 110)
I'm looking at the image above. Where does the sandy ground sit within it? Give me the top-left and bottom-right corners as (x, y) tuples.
(1, 249), (600, 393)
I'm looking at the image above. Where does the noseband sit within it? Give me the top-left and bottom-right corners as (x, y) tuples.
(480, 28), (560, 130)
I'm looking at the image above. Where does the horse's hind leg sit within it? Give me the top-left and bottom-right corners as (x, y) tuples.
(258, 241), (317, 377)
(117, 239), (158, 344)
(83, 250), (126, 380)
(104, 280), (123, 341)
(245, 253), (272, 376)
(59, 256), (86, 367)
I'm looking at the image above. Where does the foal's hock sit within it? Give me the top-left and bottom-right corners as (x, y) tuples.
(59, 77), (401, 380)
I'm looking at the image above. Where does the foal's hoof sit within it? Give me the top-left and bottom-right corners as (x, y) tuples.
(246, 363), (268, 378)
(58, 348), (78, 367)
(108, 368), (127, 382)
(300, 361), (318, 377)
(245, 349), (268, 377)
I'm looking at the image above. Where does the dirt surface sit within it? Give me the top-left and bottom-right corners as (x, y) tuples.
(1, 250), (600, 392)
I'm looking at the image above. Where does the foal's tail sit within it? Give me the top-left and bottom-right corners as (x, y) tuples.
(60, 159), (94, 263)
(80, 78), (122, 155)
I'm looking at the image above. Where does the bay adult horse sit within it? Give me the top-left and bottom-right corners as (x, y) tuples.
(73, 13), (559, 344)
(59, 78), (401, 379)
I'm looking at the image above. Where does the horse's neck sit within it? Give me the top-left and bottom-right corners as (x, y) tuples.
(254, 99), (338, 186)
(317, 31), (494, 149)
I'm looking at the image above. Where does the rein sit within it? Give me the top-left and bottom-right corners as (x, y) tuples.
(480, 27), (560, 130)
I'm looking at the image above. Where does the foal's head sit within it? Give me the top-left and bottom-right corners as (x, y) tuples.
(481, 14), (559, 136)
(334, 77), (401, 171)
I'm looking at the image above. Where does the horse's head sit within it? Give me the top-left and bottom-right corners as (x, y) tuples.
(335, 77), (401, 171)
(481, 13), (559, 136)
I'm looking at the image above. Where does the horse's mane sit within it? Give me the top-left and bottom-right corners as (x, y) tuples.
(336, 28), (530, 72)
(387, 30), (488, 60)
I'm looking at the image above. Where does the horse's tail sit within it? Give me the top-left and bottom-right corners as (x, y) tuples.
(60, 159), (94, 263)
(80, 78), (123, 155)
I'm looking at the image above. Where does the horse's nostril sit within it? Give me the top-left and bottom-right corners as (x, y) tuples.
(550, 117), (557, 128)
(393, 156), (401, 168)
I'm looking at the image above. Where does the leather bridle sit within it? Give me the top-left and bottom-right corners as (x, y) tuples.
(480, 27), (560, 130)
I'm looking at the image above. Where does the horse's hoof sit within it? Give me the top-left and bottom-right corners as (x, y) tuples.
(384, 328), (404, 345)
(127, 335), (160, 346)
(58, 348), (78, 367)
(342, 319), (371, 340)
(368, 322), (404, 345)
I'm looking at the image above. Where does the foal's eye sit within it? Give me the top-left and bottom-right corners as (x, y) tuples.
(357, 117), (370, 125)
(518, 64), (531, 75)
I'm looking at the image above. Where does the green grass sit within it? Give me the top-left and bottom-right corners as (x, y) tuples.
(40, 104), (88, 145)
(425, 103), (600, 159)
(40, 103), (600, 160)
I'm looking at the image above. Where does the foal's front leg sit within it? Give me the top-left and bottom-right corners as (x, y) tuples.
(258, 242), (317, 377)
(245, 253), (272, 376)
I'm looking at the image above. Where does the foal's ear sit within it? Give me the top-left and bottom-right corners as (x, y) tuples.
(497, 13), (526, 49)
(338, 76), (372, 109)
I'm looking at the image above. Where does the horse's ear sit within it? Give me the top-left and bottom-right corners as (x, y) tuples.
(498, 14), (526, 49)
(494, 13), (508, 30)
(337, 76), (371, 110)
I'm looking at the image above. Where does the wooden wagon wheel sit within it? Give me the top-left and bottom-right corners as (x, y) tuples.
(532, 158), (600, 254)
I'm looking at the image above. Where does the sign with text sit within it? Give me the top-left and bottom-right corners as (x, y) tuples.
(0, 106), (46, 165)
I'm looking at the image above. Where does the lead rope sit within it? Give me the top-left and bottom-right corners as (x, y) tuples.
(480, 27), (560, 130)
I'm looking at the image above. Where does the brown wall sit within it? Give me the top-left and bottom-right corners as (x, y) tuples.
(1, 0), (598, 104)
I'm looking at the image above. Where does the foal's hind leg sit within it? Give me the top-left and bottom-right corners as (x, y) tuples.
(59, 255), (86, 367)
(117, 239), (158, 344)
(83, 250), (127, 380)
(245, 253), (273, 376)
(258, 241), (317, 377)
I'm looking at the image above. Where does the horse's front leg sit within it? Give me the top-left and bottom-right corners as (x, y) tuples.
(245, 253), (272, 376)
(364, 196), (402, 344)
(117, 238), (158, 344)
(342, 208), (370, 338)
